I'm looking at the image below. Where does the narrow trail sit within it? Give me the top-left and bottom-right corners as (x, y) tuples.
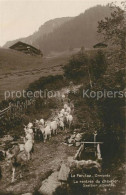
(0, 132), (76, 194)
(0, 85), (80, 194)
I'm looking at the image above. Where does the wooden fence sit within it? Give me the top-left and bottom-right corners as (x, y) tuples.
(0, 104), (11, 119)
(0, 99), (36, 120)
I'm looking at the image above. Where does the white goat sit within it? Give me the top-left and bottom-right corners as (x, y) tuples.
(19, 144), (25, 152)
(50, 121), (58, 135)
(43, 125), (51, 142)
(66, 114), (73, 129)
(24, 133), (34, 160)
(70, 102), (74, 113)
(24, 127), (34, 143)
(60, 109), (65, 114)
(58, 120), (65, 130)
(27, 122), (33, 129)
(66, 106), (71, 114)
(64, 103), (68, 110)
(58, 113), (65, 122)
(39, 118), (45, 126)
(61, 94), (65, 102)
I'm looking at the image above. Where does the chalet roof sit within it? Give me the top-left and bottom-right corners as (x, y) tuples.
(93, 42), (108, 48)
(10, 41), (41, 52)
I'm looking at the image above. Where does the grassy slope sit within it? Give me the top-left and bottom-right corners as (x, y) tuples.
(0, 48), (76, 101)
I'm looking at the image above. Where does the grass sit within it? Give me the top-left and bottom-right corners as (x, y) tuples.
(0, 47), (125, 195)
(0, 48), (75, 101)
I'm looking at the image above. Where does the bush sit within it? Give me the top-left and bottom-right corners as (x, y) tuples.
(28, 75), (68, 91)
(89, 50), (107, 82)
(63, 52), (88, 82)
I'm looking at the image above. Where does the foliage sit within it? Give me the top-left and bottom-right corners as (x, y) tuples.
(0, 73), (67, 137)
(64, 50), (107, 87)
(0, 114), (24, 137)
(28, 75), (67, 91)
(89, 50), (107, 82)
(0, 100), (9, 110)
(63, 52), (88, 81)
(97, 1), (126, 51)
(66, 47), (125, 163)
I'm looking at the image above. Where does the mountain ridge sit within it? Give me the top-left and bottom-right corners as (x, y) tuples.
(4, 17), (72, 49)
(3, 5), (111, 54)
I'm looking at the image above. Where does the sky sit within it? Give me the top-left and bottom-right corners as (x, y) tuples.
(0, 0), (122, 46)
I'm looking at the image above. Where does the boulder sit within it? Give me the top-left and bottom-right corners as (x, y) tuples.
(69, 159), (101, 173)
(75, 142), (81, 147)
(68, 138), (74, 144)
(75, 133), (82, 142)
(39, 172), (61, 195)
(70, 134), (76, 139)
(68, 144), (73, 147)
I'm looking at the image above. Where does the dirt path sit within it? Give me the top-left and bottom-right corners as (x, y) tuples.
(0, 85), (80, 194)
(0, 131), (76, 194)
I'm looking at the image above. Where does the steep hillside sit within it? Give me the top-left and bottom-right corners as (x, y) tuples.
(3, 17), (72, 49)
(38, 5), (111, 53)
(4, 5), (111, 54)
(0, 48), (77, 101)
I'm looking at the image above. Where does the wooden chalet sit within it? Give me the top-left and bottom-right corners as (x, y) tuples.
(9, 41), (43, 56)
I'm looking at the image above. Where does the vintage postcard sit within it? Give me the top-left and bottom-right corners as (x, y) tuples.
(0, 0), (125, 194)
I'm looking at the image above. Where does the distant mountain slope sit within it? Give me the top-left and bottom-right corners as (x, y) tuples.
(38, 5), (111, 53)
(4, 5), (111, 54)
(3, 17), (72, 49)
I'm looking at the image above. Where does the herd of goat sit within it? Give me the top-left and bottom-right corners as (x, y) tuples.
(0, 98), (75, 183)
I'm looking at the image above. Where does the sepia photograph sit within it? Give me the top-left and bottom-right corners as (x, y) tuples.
(0, 0), (125, 194)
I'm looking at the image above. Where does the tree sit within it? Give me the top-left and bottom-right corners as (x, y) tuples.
(89, 50), (107, 83)
(63, 52), (88, 81)
(64, 50), (107, 88)
(97, 1), (126, 51)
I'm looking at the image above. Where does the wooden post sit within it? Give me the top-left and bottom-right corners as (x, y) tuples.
(74, 143), (84, 160)
(94, 132), (97, 147)
(97, 144), (102, 160)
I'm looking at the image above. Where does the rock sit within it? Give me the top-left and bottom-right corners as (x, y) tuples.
(75, 133), (82, 142)
(70, 134), (76, 139)
(68, 138), (74, 144)
(39, 172), (61, 195)
(64, 136), (70, 142)
(3, 135), (13, 142)
(69, 159), (101, 173)
(68, 144), (73, 147)
(75, 142), (81, 147)
(67, 156), (74, 162)
(63, 143), (68, 145)
(74, 129), (80, 133)
(58, 163), (70, 181)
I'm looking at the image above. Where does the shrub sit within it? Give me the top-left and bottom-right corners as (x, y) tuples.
(28, 75), (68, 91)
(63, 52), (88, 82)
(89, 50), (107, 82)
